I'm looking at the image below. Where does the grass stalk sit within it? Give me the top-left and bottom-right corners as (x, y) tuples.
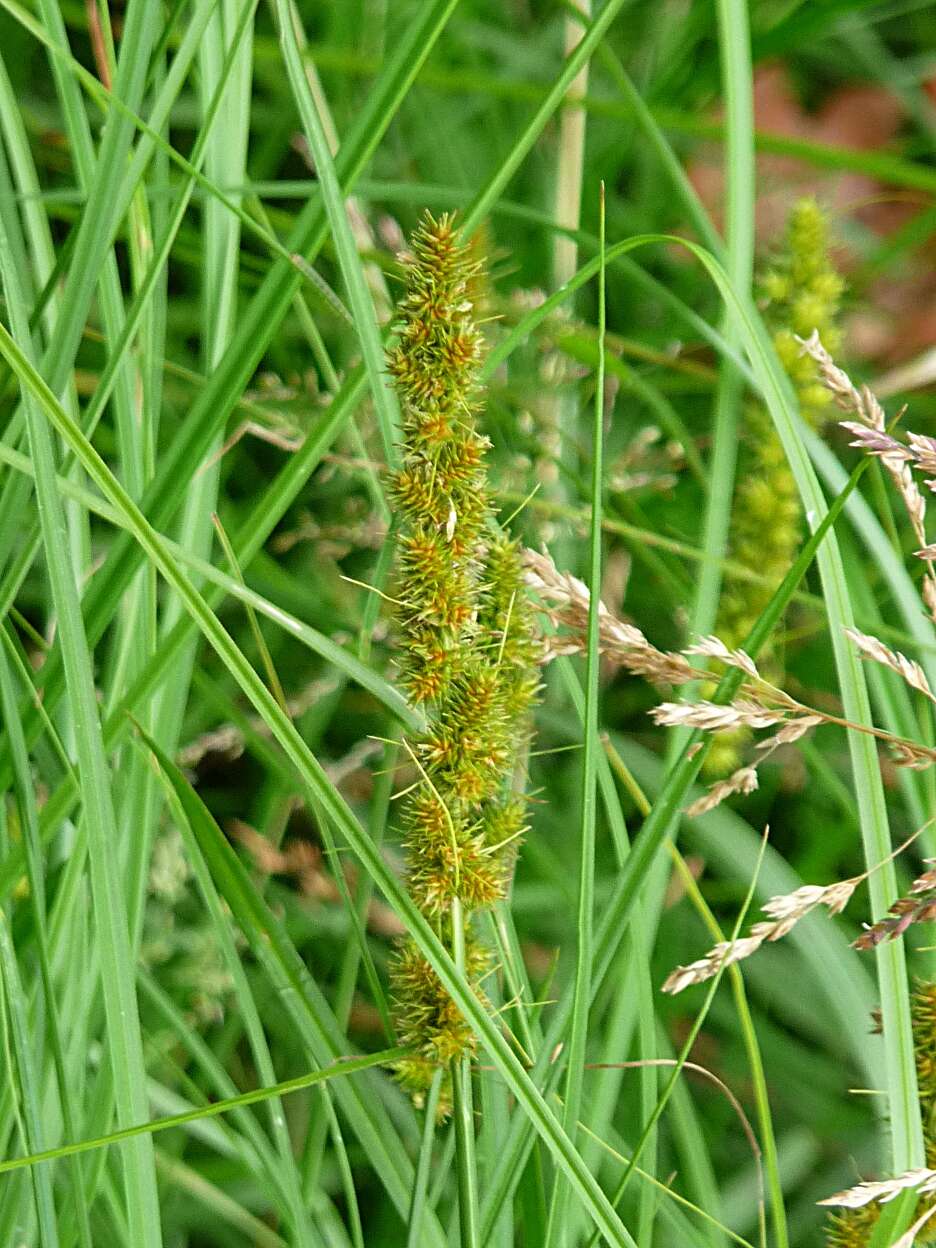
(546, 183), (606, 1246)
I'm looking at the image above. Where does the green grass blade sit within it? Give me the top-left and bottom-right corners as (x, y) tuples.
(0, 0), (460, 776)
(137, 972), (309, 1230)
(545, 183), (606, 1247)
(0, 637), (93, 1247)
(274, 0), (399, 466)
(0, 911), (59, 1245)
(0, 1048), (405, 1177)
(686, 0), (754, 651)
(480, 292), (874, 1244)
(0, 189), (163, 1248)
(142, 754), (316, 1245)
(406, 1070), (444, 1248)
(461, 0), (629, 235)
(132, 723), (445, 1243)
(583, 829), (772, 1248)
(686, 250), (925, 1180)
(0, 432), (418, 732)
(452, 1054), (481, 1248)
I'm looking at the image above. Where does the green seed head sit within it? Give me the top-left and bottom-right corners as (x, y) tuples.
(385, 213), (540, 1109)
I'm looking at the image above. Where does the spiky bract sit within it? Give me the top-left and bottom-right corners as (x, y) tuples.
(386, 214), (539, 1107)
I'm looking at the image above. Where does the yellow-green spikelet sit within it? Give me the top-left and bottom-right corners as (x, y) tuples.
(707, 199), (844, 777)
(825, 1207), (880, 1248)
(386, 214), (539, 1111)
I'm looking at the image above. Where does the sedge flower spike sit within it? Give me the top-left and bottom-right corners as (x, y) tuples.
(385, 213), (540, 1109)
(708, 198), (844, 776)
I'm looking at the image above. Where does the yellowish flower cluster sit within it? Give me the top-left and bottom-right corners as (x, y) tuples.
(707, 199), (843, 776)
(385, 214), (539, 1108)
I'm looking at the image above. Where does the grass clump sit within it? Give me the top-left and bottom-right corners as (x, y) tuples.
(6, 5), (936, 1244)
